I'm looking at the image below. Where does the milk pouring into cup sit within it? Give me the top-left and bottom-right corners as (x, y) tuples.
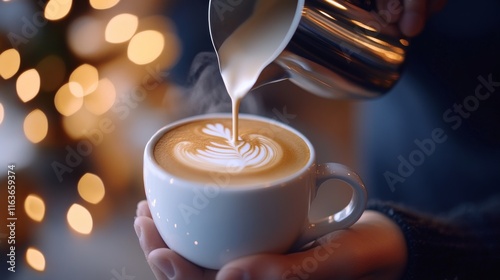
(213, 0), (302, 141)
(142, 0), (401, 269)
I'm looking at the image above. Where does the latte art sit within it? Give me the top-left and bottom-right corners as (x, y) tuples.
(154, 117), (310, 186)
(174, 123), (282, 173)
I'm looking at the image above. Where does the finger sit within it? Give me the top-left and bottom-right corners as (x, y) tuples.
(149, 248), (217, 280)
(376, 0), (404, 23)
(400, 0), (427, 37)
(134, 216), (168, 257)
(217, 239), (350, 280)
(136, 200), (152, 218)
(216, 254), (291, 280)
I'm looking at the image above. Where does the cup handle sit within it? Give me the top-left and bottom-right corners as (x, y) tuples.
(293, 163), (367, 250)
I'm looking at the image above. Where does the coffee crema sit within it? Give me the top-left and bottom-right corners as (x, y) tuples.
(154, 118), (310, 186)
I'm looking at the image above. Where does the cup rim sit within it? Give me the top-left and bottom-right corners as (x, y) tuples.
(144, 113), (316, 191)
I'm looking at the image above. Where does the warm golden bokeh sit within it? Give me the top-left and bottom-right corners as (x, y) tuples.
(44, 0), (73, 21)
(23, 109), (49, 144)
(69, 64), (99, 97)
(78, 173), (106, 204)
(90, 0), (120, 10)
(127, 30), (165, 65)
(16, 69), (41, 103)
(54, 83), (84, 116)
(25, 194), (46, 222)
(0, 103), (4, 125)
(26, 247), (46, 272)
(0, 0), (184, 278)
(0, 48), (21, 80)
(67, 16), (107, 58)
(84, 78), (117, 115)
(105, 13), (138, 44)
(67, 204), (93, 235)
(62, 109), (99, 139)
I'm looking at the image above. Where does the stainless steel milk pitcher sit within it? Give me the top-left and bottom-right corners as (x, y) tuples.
(209, 0), (408, 99)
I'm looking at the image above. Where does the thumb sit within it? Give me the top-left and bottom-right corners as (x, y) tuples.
(216, 239), (348, 280)
(215, 210), (408, 280)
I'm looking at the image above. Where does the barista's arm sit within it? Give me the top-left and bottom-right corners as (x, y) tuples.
(367, 196), (500, 280)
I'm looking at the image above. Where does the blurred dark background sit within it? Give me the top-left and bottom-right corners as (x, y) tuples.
(0, 0), (499, 279)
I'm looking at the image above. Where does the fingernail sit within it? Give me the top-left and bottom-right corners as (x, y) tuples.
(218, 268), (249, 280)
(150, 259), (175, 279)
(134, 223), (142, 239)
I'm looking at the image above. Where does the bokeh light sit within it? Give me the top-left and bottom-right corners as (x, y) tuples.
(67, 16), (107, 58)
(84, 78), (116, 115)
(54, 83), (84, 116)
(44, 0), (73, 21)
(0, 103), (4, 125)
(0, 48), (21, 79)
(23, 109), (49, 144)
(78, 173), (106, 204)
(16, 69), (41, 103)
(69, 64), (99, 97)
(62, 109), (99, 139)
(134, 15), (181, 70)
(90, 0), (120, 10)
(67, 204), (93, 235)
(127, 30), (165, 65)
(105, 13), (138, 44)
(0, 1), (184, 279)
(25, 194), (46, 222)
(26, 247), (46, 272)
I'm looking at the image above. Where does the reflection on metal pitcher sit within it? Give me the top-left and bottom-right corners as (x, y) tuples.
(209, 0), (408, 99)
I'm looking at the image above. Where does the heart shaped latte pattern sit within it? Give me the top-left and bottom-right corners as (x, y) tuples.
(174, 123), (282, 173)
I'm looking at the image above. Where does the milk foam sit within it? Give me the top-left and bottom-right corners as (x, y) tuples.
(173, 123), (282, 173)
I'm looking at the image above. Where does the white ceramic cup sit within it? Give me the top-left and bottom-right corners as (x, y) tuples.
(143, 113), (367, 269)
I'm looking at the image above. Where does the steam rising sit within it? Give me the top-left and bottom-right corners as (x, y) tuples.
(180, 52), (262, 116)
